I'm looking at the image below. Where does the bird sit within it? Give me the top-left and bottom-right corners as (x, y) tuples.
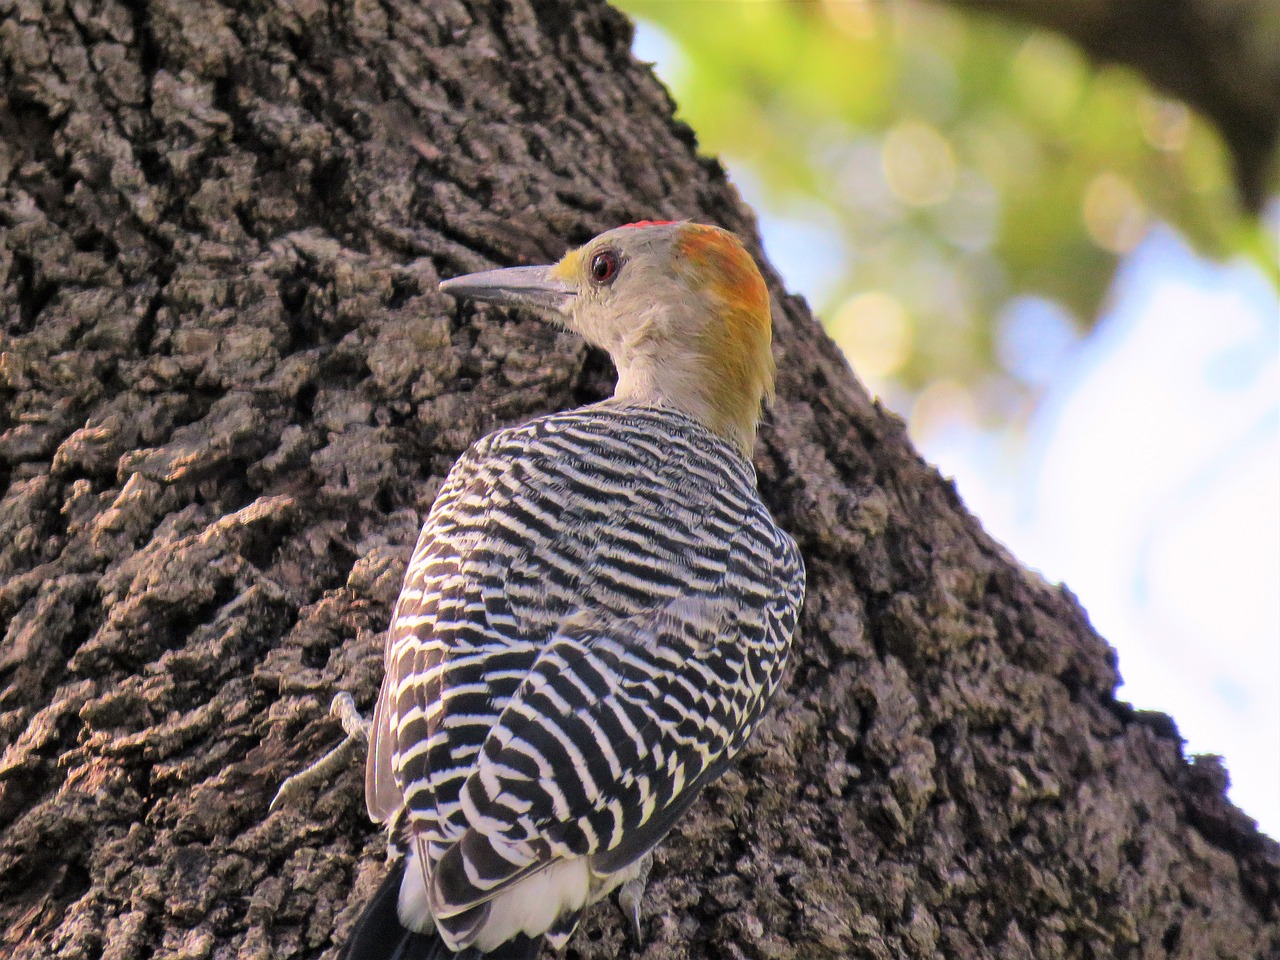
(344, 221), (806, 960)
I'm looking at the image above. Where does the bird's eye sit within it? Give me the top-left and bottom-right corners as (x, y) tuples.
(589, 250), (620, 285)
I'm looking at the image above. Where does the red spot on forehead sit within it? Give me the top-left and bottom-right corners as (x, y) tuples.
(619, 220), (677, 229)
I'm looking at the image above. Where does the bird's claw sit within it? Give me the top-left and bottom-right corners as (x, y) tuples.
(269, 692), (369, 812)
(617, 853), (654, 947)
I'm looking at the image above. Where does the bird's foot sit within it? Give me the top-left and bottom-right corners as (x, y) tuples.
(616, 853), (654, 947)
(270, 691), (369, 812)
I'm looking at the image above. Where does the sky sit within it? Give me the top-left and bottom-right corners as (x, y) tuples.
(631, 22), (1280, 840)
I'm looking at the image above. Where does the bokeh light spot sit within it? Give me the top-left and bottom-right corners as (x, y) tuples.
(882, 120), (957, 206)
(1138, 95), (1191, 152)
(1083, 171), (1148, 253)
(829, 291), (914, 383)
(936, 169), (1001, 252)
(1012, 32), (1087, 125)
(823, 0), (877, 40)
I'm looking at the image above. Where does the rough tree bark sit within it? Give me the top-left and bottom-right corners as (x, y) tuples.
(0, 2), (1275, 959)
(939, 0), (1280, 210)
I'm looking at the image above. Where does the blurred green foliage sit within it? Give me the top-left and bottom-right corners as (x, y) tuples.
(615, 0), (1277, 419)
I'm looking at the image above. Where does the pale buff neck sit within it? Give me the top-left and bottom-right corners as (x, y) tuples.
(611, 350), (758, 456)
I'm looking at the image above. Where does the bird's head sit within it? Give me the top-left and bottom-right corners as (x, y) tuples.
(440, 221), (775, 455)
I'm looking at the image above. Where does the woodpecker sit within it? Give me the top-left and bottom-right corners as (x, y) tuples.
(345, 221), (805, 960)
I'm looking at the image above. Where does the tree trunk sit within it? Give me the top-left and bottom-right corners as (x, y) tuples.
(0, 2), (1274, 959)
(939, 0), (1280, 209)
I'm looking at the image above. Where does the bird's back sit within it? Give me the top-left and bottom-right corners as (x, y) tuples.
(365, 400), (804, 952)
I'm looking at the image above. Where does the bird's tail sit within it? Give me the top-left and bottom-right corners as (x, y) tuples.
(341, 860), (543, 960)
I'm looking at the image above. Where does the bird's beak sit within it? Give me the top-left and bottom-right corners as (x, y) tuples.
(439, 265), (576, 314)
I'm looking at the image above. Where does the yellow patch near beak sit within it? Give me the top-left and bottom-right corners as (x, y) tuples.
(549, 247), (585, 284)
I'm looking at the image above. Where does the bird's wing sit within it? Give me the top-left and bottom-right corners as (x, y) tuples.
(427, 530), (801, 920)
(365, 674), (402, 822)
(365, 445), (496, 825)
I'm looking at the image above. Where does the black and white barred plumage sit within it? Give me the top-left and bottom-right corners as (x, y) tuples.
(355, 401), (804, 958)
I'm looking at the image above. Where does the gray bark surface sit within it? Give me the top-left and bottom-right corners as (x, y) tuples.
(0, 2), (1275, 959)
(942, 0), (1280, 209)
